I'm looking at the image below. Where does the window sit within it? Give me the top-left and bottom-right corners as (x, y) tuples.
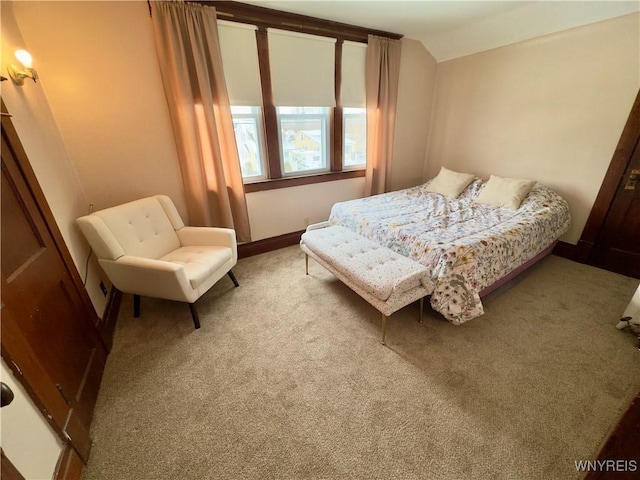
(214, 8), (387, 190)
(341, 41), (367, 170)
(217, 21), (267, 181)
(269, 29), (335, 179)
(277, 107), (329, 175)
(230, 106), (267, 180)
(343, 107), (367, 168)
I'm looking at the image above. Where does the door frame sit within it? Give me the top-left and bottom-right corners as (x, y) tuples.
(576, 89), (640, 264)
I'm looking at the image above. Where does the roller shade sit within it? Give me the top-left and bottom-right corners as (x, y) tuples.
(268, 28), (336, 106)
(341, 41), (367, 108)
(217, 20), (263, 105)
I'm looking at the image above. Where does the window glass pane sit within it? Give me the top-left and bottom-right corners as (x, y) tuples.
(278, 107), (329, 175)
(343, 108), (366, 168)
(231, 106), (266, 180)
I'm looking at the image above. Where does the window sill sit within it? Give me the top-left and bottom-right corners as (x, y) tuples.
(243, 169), (365, 193)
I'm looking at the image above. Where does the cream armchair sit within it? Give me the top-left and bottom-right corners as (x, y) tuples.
(77, 195), (238, 329)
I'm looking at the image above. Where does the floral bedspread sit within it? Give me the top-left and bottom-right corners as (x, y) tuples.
(328, 179), (571, 324)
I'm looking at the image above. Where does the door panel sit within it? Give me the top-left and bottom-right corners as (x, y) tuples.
(0, 170), (44, 278)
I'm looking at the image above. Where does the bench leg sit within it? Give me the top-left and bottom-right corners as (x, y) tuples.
(381, 313), (388, 345)
(419, 297), (424, 323)
(305, 254), (309, 275)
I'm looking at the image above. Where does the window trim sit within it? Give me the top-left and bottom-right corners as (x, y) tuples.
(243, 169), (365, 193)
(202, 1), (403, 44)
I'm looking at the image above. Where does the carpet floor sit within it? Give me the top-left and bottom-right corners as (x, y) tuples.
(82, 247), (640, 480)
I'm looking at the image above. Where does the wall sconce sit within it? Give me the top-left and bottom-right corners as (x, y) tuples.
(7, 50), (38, 85)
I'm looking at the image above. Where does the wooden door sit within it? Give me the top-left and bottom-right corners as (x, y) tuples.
(578, 90), (640, 279)
(1, 107), (106, 462)
(588, 134), (640, 278)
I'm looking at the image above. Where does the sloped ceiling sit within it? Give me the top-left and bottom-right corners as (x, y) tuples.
(240, 1), (640, 61)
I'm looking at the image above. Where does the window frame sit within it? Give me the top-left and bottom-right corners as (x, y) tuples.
(230, 105), (268, 182)
(277, 107), (331, 177)
(342, 107), (367, 170)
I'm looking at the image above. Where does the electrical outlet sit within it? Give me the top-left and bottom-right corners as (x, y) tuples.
(99, 281), (108, 297)
(304, 217), (310, 227)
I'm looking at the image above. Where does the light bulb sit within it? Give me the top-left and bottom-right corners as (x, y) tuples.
(15, 49), (33, 68)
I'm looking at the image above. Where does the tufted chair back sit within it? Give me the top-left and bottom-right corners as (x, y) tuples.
(79, 196), (183, 261)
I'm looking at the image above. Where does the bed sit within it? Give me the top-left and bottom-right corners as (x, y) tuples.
(327, 175), (571, 325)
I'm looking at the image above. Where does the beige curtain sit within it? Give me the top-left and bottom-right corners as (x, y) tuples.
(365, 35), (402, 196)
(151, 1), (251, 242)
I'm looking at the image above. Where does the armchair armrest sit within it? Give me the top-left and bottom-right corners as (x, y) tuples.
(177, 227), (237, 263)
(99, 256), (198, 303)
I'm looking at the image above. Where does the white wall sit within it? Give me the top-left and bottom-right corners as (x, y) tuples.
(0, 360), (63, 480)
(425, 13), (640, 244)
(10, 0), (187, 216)
(246, 178), (365, 240)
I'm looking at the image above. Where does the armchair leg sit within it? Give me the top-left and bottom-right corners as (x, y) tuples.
(189, 303), (201, 329)
(133, 294), (141, 318)
(227, 270), (239, 287)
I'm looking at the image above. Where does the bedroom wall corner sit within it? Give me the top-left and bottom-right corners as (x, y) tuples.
(424, 12), (640, 244)
(390, 38), (438, 192)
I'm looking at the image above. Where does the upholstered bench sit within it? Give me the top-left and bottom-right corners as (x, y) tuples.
(300, 222), (432, 344)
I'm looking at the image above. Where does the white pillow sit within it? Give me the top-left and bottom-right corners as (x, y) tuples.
(475, 175), (536, 209)
(425, 167), (476, 198)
